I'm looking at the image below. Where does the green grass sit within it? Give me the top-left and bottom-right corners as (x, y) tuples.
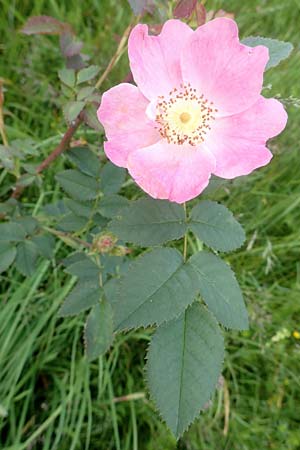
(1, 0), (300, 449)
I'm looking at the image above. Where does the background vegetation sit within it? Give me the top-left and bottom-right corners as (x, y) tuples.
(0, 0), (299, 448)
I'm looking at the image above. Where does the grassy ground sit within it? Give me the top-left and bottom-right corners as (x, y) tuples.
(1, 0), (300, 449)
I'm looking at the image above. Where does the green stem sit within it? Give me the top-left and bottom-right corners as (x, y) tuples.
(183, 203), (188, 262)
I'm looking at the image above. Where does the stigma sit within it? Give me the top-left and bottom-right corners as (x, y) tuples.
(155, 83), (218, 146)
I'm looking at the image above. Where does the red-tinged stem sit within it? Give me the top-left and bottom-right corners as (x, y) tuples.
(10, 17), (138, 201)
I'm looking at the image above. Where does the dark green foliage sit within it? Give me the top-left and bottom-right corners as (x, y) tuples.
(85, 300), (114, 360)
(146, 302), (224, 437)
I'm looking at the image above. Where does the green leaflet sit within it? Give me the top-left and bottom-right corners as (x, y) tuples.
(57, 213), (87, 232)
(109, 198), (244, 252)
(146, 302), (224, 438)
(0, 243), (17, 273)
(63, 101), (85, 122)
(77, 65), (100, 84)
(106, 248), (197, 331)
(58, 68), (75, 87)
(0, 222), (27, 242)
(242, 36), (293, 70)
(67, 147), (101, 178)
(64, 198), (93, 218)
(189, 200), (245, 252)
(56, 169), (99, 201)
(64, 254), (100, 281)
(59, 281), (102, 316)
(84, 300), (114, 361)
(109, 198), (186, 246)
(32, 234), (55, 259)
(106, 248), (248, 331)
(15, 240), (39, 276)
(99, 162), (126, 195)
(187, 251), (249, 330)
(99, 194), (130, 218)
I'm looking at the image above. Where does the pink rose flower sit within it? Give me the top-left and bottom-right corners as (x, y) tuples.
(97, 18), (287, 203)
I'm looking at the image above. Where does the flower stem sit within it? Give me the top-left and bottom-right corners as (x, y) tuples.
(183, 202), (188, 262)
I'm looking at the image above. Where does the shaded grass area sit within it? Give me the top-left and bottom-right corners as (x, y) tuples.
(0, 0), (300, 448)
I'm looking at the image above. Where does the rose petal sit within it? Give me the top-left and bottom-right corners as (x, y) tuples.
(97, 83), (159, 167)
(127, 140), (216, 203)
(205, 96), (287, 178)
(128, 19), (193, 100)
(181, 18), (269, 115)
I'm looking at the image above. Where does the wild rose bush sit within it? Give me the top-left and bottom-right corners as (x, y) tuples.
(0, 0), (293, 438)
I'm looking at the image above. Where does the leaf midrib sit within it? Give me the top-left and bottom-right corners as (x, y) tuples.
(176, 310), (187, 435)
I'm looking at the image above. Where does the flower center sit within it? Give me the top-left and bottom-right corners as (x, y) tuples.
(180, 112), (191, 124)
(155, 83), (218, 146)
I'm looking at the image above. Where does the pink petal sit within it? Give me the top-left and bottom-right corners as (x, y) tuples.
(205, 97), (287, 178)
(128, 19), (193, 100)
(181, 18), (269, 116)
(127, 141), (216, 203)
(97, 83), (159, 167)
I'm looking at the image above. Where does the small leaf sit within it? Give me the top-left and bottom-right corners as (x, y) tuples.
(85, 300), (114, 361)
(0, 243), (17, 273)
(59, 281), (102, 316)
(0, 222), (27, 242)
(0, 145), (15, 170)
(58, 68), (75, 87)
(32, 234), (55, 259)
(15, 240), (39, 276)
(56, 169), (99, 201)
(67, 147), (101, 177)
(189, 200), (245, 252)
(64, 198), (92, 218)
(81, 104), (103, 132)
(57, 213), (87, 232)
(188, 251), (248, 330)
(63, 101), (85, 123)
(62, 251), (87, 267)
(99, 195), (130, 219)
(109, 198), (186, 246)
(242, 36), (293, 70)
(77, 86), (94, 101)
(43, 200), (68, 217)
(20, 15), (72, 35)
(15, 174), (37, 188)
(77, 65), (100, 84)
(106, 248), (197, 330)
(100, 162), (126, 195)
(13, 216), (39, 235)
(146, 302), (224, 438)
(64, 255), (100, 281)
(173, 0), (197, 19)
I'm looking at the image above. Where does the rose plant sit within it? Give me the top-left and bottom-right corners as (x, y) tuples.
(0, 0), (293, 438)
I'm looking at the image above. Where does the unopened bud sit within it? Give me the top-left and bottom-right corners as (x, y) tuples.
(93, 232), (117, 253)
